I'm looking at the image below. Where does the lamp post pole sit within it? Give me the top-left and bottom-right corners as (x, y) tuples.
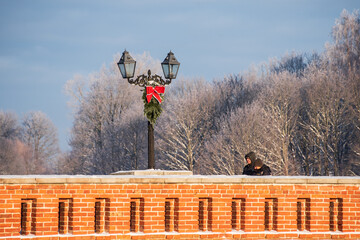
(148, 121), (155, 169)
(117, 50), (180, 169)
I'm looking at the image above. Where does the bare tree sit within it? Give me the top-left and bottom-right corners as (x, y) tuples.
(67, 69), (141, 174)
(200, 102), (265, 175)
(269, 52), (310, 77)
(157, 78), (218, 172)
(326, 9), (360, 175)
(0, 138), (30, 174)
(326, 9), (360, 75)
(0, 111), (21, 139)
(300, 62), (355, 176)
(0, 111), (33, 174)
(22, 111), (60, 174)
(117, 104), (147, 170)
(213, 73), (259, 114)
(256, 72), (302, 175)
(65, 52), (159, 174)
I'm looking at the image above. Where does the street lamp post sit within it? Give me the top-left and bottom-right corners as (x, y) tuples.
(117, 50), (180, 169)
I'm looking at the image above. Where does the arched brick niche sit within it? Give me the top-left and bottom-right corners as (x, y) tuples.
(0, 175), (359, 239)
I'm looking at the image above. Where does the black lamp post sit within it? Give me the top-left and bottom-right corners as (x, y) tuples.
(117, 50), (180, 169)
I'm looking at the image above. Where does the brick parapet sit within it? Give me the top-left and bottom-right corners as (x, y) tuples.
(0, 175), (359, 239)
(1, 175), (360, 184)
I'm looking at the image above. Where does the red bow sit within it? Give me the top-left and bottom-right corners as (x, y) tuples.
(146, 86), (165, 103)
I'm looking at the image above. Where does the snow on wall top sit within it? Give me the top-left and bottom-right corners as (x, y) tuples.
(0, 170), (359, 185)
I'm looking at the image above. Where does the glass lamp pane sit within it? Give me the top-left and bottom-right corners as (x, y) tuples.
(162, 63), (170, 79)
(170, 64), (179, 78)
(125, 62), (135, 78)
(118, 63), (126, 78)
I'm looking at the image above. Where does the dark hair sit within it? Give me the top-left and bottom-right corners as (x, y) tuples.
(244, 152), (256, 162)
(254, 158), (263, 168)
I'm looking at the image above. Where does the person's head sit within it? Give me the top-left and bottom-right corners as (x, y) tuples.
(254, 158), (263, 169)
(244, 152), (256, 165)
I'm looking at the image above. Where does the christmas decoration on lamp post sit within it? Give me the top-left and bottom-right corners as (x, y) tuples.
(117, 50), (180, 169)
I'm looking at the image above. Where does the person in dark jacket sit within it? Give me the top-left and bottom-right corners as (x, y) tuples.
(242, 151), (256, 175)
(253, 158), (271, 176)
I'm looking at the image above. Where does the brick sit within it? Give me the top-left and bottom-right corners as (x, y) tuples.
(0, 177), (359, 239)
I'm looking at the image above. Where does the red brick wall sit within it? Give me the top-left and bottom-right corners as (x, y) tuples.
(0, 176), (359, 239)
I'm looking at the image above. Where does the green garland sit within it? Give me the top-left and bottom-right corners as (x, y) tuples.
(142, 87), (164, 126)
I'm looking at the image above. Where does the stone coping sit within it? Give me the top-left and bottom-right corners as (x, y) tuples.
(0, 175), (359, 184)
(111, 169), (193, 175)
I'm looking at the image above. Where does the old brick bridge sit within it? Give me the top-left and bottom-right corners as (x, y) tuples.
(1, 171), (359, 239)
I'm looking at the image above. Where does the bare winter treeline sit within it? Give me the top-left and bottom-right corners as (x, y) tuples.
(0, 111), (60, 174)
(58, 10), (359, 176)
(1, 10), (359, 176)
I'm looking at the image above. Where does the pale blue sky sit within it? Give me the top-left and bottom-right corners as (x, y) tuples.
(0, 0), (359, 150)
